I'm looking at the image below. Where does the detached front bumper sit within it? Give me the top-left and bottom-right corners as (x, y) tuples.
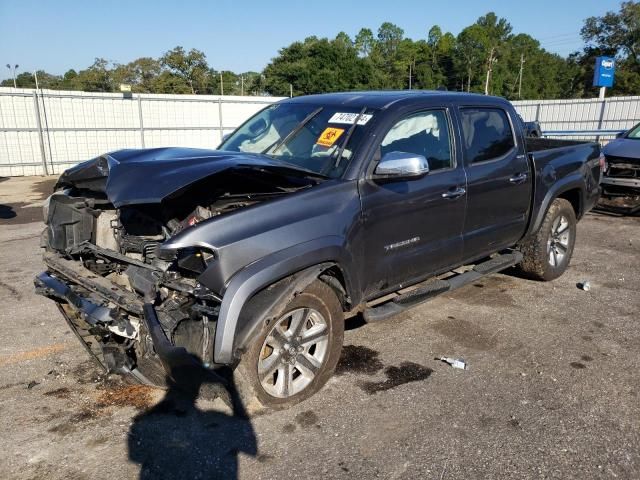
(34, 253), (217, 387)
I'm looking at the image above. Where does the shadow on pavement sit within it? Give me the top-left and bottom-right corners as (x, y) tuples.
(128, 362), (257, 480)
(0, 204), (16, 219)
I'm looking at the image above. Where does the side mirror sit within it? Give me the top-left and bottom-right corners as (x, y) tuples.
(616, 131), (625, 139)
(374, 151), (429, 178)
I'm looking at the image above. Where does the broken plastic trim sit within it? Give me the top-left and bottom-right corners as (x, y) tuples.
(35, 272), (116, 325)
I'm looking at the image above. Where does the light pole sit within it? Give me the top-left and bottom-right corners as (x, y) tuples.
(6, 64), (19, 88)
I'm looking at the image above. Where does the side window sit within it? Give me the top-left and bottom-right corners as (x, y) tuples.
(460, 108), (515, 164)
(380, 110), (453, 171)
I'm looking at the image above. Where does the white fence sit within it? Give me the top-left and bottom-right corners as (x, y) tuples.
(513, 95), (640, 142)
(0, 88), (285, 177)
(1, 87), (639, 177)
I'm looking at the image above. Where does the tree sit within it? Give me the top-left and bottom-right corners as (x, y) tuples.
(263, 36), (374, 96)
(0, 70), (62, 89)
(160, 47), (210, 94)
(576, 1), (640, 96)
(455, 25), (488, 92)
(414, 26), (455, 90)
(582, 1), (640, 64)
(355, 28), (375, 57)
(334, 31), (353, 49)
(376, 22), (404, 61)
(118, 57), (162, 93)
(72, 58), (113, 92)
(474, 13), (513, 94)
(368, 22), (406, 88)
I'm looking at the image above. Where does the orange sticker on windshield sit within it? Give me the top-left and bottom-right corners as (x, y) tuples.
(316, 127), (344, 147)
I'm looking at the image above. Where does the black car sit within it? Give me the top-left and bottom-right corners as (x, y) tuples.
(35, 91), (602, 409)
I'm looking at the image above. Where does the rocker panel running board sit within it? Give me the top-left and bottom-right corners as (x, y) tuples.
(363, 251), (523, 322)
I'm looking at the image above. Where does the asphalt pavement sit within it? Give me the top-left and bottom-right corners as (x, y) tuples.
(0, 176), (638, 479)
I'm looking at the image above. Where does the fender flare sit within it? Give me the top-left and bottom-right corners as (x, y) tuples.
(526, 173), (584, 239)
(213, 236), (356, 364)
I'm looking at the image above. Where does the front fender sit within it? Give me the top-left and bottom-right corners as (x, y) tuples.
(213, 236), (357, 364)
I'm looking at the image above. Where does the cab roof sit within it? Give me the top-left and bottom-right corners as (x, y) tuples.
(283, 90), (509, 110)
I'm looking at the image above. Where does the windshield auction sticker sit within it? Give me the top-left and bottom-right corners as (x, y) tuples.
(317, 127), (345, 147)
(328, 112), (373, 125)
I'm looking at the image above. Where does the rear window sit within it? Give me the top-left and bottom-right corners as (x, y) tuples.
(460, 108), (515, 164)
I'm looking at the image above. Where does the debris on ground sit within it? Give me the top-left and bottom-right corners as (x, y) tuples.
(577, 281), (591, 291)
(26, 380), (39, 389)
(95, 384), (157, 410)
(435, 357), (468, 370)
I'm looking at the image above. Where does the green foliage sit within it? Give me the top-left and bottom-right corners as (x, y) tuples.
(577, 0), (640, 96)
(262, 35), (376, 96)
(1, 3), (637, 99)
(160, 47), (209, 94)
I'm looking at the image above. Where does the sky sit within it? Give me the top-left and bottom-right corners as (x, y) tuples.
(0, 0), (625, 81)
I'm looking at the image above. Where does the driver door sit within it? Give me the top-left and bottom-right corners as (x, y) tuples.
(359, 108), (467, 298)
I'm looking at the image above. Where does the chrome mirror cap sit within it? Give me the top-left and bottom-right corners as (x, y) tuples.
(374, 151), (430, 177)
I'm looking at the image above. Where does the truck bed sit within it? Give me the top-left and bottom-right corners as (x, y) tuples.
(523, 136), (601, 232)
(525, 137), (594, 152)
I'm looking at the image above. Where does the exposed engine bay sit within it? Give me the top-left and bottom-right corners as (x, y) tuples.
(36, 162), (316, 384)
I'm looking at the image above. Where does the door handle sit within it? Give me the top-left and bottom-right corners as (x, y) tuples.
(509, 172), (528, 184)
(441, 187), (466, 199)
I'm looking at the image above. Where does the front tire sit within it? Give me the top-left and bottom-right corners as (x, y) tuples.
(518, 198), (577, 281)
(235, 280), (344, 410)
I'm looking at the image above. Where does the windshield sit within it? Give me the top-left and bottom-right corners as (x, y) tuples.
(627, 123), (640, 139)
(218, 103), (376, 178)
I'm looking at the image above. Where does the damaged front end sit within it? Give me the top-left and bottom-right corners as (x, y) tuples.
(35, 149), (317, 385)
(600, 152), (640, 213)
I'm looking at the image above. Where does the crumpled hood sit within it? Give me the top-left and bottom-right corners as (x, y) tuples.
(603, 138), (640, 163)
(56, 147), (291, 207)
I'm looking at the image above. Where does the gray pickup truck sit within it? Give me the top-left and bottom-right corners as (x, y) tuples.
(35, 91), (602, 409)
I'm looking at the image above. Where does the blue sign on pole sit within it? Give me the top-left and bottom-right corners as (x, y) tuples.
(593, 56), (615, 88)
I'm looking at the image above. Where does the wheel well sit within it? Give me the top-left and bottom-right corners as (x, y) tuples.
(318, 265), (350, 311)
(557, 189), (582, 218)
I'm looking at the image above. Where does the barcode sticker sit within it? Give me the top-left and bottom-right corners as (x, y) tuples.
(328, 112), (373, 125)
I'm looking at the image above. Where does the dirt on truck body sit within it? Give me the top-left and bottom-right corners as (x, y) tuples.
(36, 91), (602, 410)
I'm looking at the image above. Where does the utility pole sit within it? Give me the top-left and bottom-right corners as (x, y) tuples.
(517, 54), (525, 99)
(219, 72), (224, 96)
(289, 84), (293, 98)
(408, 62), (412, 90)
(484, 48), (496, 95)
(6, 64), (18, 88)
(240, 75), (244, 96)
(33, 70), (40, 90)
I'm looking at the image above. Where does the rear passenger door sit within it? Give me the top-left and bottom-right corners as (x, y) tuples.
(457, 106), (532, 262)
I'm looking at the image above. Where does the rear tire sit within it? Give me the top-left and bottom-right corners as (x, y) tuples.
(517, 198), (576, 281)
(234, 280), (344, 411)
